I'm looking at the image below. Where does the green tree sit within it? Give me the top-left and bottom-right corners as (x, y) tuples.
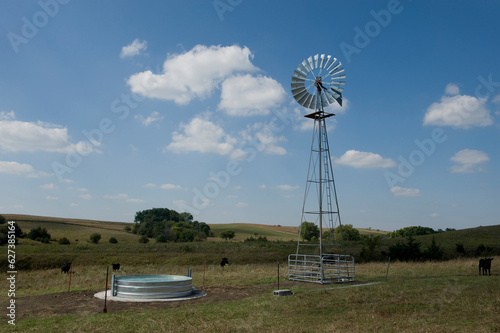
(89, 233), (101, 244)
(423, 237), (443, 261)
(359, 234), (382, 262)
(300, 222), (319, 241)
(0, 222), (23, 246)
(0, 215), (6, 224)
(27, 226), (51, 243)
(220, 230), (235, 240)
(138, 235), (150, 243)
(109, 237), (118, 244)
(334, 224), (361, 242)
(58, 237), (71, 245)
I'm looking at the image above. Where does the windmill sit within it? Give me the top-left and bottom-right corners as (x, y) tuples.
(288, 54), (355, 284)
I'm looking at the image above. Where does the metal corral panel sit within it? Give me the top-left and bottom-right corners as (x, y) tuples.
(288, 254), (355, 284)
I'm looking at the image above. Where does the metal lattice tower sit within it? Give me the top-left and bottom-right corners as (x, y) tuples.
(288, 54), (355, 284)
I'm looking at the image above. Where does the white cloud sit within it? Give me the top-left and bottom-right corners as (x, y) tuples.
(335, 150), (396, 168)
(104, 193), (129, 200)
(218, 74), (286, 116)
(0, 161), (51, 178)
(391, 186), (421, 197)
(445, 83), (460, 95)
(293, 99), (349, 131)
(450, 149), (489, 173)
(127, 44), (258, 105)
(135, 111), (163, 126)
(120, 38), (147, 58)
(104, 193), (143, 203)
(276, 185), (299, 190)
(126, 198), (145, 203)
(235, 202), (248, 207)
(144, 183), (156, 188)
(45, 196), (59, 200)
(240, 122), (287, 156)
(160, 184), (184, 190)
(0, 112), (98, 154)
(423, 88), (493, 129)
(166, 116), (236, 156)
(79, 194), (92, 200)
(40, 183), (55, 190)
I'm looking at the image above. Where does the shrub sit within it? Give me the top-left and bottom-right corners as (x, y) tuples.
(109, 237), (118, 244)
(27, 227), (51, 243)
(220, 230), (235, 240)
(423, 237), (444, 261)
(0, 215), (6, 224)
(155, 235), (167, 243)
(455, 243), (465, 254)
(138, 235), (149, 243)
(89, 233), (101, 244)
(58, 237), (71, 245)
(300, 222), (319, 241)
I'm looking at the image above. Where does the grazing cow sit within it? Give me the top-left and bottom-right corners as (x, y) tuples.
(112, 263), (120, 271)
(61, 262), (71, 274)
(479, 258), (493, 276)
(220, 257), (229, 267)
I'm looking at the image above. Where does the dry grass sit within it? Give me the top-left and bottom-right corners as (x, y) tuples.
(2, 258), (499, 332)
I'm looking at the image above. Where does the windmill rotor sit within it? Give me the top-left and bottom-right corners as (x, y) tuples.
(290, 54), (345, 110)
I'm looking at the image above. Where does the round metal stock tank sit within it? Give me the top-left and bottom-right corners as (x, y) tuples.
(112, 275), (193, 299)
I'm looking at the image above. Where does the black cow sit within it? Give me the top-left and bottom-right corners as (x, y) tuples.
(220, 257), (229, 267)
(112, 263), (120, 271)
(479, 258), (493, 276)
(61, 262), (71, 274)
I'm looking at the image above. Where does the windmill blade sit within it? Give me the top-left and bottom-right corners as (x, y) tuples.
(301, 59), (312, 73)
(307, 94), (316, 109)
(292, 76), (305, 83)
(319, 54), (326, 69)
(307, 56), (314, 71)
(293, 89), (308, 100)
(323, 91), (335, 105)
(328, 63), (342, 75)
(313, 54), (319, 69)
(296, 65), (308, 76)
(297, 92), (312, 106)
(293, 70), (306, 79)
(291, 82), (304, 89)
(329, 80), (346, 86)
(330, 68), (345, 76)
(325, 58), (338, 71)
(292, 87), (307, 97)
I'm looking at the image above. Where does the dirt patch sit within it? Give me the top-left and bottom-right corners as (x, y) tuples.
(15, 282), (302, 319)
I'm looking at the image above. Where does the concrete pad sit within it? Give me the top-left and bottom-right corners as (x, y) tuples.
(94, 289), (206, 302)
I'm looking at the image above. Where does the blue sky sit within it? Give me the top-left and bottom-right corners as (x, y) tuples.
(1, 0), (499, 231)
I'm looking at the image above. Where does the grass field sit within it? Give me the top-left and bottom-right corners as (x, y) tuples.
(1, 215), (499, 332)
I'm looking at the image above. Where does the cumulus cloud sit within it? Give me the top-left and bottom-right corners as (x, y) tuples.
(276, 185), (299, 190)
(165, 116), (236, 156)
(391, 186), (421, 197)
(135, 111), (163, 126)
(40, 183), (55, 190)
(0, 112), (98, 154)
(160, 184), (184, 190)
(120, 38), (147, 58)
(218, 74), (286, 116)
(335, 150), (396, 168)
(445, 83), (460, 95)
(104, 193), (144, 203)
(127, 44), (258, 105)
(294, 99), (350, 131)
(450, 149), (489, 173)
(423, 85), (493, 129)
(0, 161), (51, 178)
